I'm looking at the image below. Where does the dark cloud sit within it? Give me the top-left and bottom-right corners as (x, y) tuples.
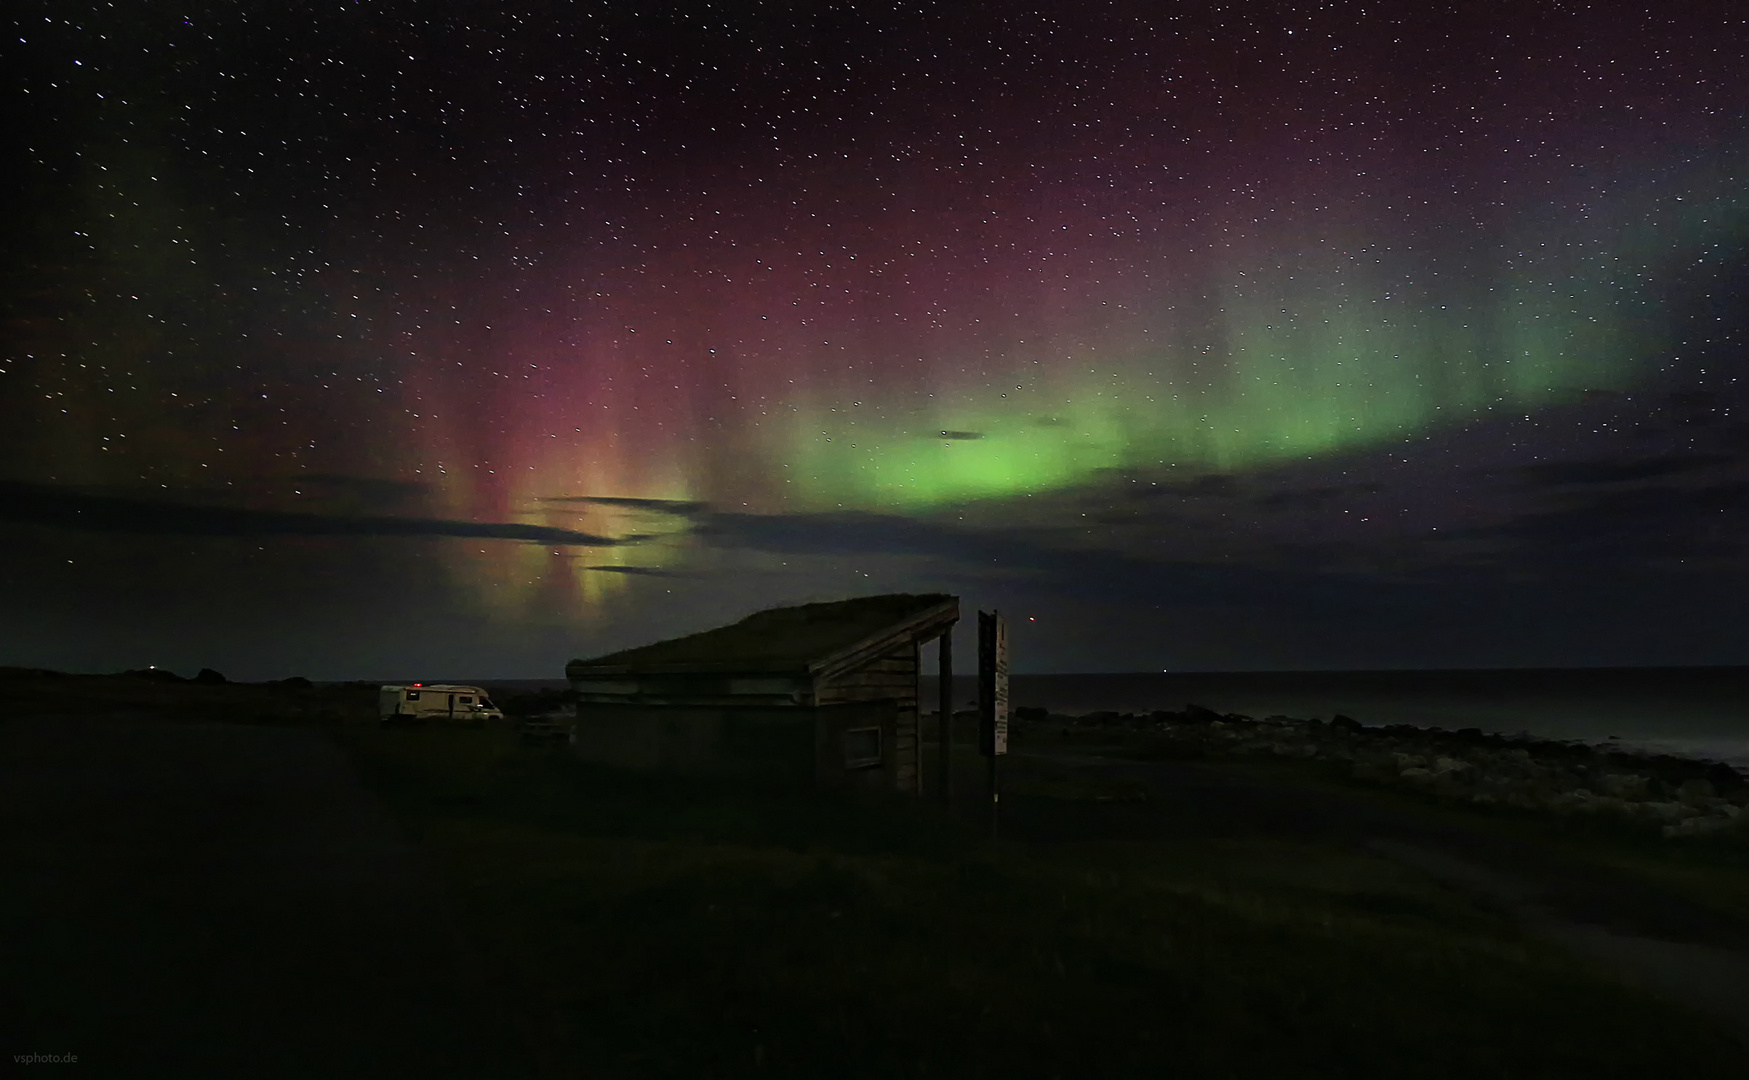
(1445, 479), (1749, 560)
(992, 533), (1442, 616)
(535, 495), (709, 514)
(1131, 474), (1241, 499)
(1668, 390), (1725, 410)
(64, 475), (435, 514)
(694, 510), (973, 558)
(1256, 482), (1384, 509)
(1088, 507), (1175, 525)
(583, 565), (694, 577)
(1264, 540), (1352, 569)
(0, 481), (636, 546)
(689, 506), (1409, 614)
(296, 474), (431, 507)
(1511, 454), (1736, 488)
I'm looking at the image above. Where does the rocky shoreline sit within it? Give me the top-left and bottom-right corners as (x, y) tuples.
(1013, 705), (1749, 839)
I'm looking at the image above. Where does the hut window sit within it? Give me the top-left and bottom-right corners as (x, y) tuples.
(843, 726), (882, 769)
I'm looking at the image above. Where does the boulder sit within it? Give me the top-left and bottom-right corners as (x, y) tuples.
(1329, 714), (1364, 734)
(1596, 773), (1650, 800)
(1705, 762), (1747, 794)
(1643, 801), (1693, 823)
(1677, 778), (1718, 806)
(1663, 814), (1744, 838)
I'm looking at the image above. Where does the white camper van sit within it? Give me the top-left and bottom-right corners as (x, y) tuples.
(378, 684), (504, 726)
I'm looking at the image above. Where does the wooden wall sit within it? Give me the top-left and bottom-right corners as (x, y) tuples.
(571, 704), (817, 782)
(814, 642), (920, 794)
(813, 699), (899, 794)
(573, 634), (934, 796)
(570, 701), (901, 792)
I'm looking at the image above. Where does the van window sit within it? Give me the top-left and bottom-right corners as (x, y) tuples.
(459, 696), (474, 704)
(405, 690), (421, 701)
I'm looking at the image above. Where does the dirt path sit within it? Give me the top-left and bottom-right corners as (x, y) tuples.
(995, 748), (1749, 1044)
(0, 715), (536, 1078)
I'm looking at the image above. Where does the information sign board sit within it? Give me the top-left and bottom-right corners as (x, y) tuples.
(978, 610), (1008, 756)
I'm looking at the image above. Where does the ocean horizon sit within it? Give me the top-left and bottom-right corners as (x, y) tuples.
(956, 668), (1749, 770)
(463, 666), (1749, 769)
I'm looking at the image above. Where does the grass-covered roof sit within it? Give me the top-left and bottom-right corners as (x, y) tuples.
(568, 593), (956, 674)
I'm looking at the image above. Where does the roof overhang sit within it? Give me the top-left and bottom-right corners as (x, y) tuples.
(568, 660), (810, 677)
(808, 596), (960, 682)
(566, 596), (961, 682)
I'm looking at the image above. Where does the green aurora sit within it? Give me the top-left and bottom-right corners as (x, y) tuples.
(779, 167), (1747, 510)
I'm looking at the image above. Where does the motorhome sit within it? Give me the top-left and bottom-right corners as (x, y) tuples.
(378, 684), (504, 726)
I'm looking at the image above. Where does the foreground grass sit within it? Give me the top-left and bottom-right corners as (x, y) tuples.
(1054, 724), (1749, 931)
(335, 726), (1741, 1079)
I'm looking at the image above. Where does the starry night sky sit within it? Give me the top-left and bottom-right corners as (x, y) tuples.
(3, 1), (1746, 678)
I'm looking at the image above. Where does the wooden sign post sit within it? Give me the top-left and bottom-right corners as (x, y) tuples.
(978, 610), (1008, 839)
(938, 623), (953, 809)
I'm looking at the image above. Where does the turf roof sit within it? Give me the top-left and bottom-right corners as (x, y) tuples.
(569, 593), (956, 672)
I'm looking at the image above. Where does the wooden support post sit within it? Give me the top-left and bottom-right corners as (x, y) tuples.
(989, 748), (999, 841)
(978, 610), (1007, 841)
(938, 624), (953, 809)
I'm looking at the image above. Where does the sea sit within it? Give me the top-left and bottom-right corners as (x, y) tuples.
(471, 668), (1749, 769)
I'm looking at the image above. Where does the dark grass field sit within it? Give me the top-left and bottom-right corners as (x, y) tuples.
(0, 714), (534, 1078)
(335, 723), (1748, 1078)
(8, 669), (1749, 1077)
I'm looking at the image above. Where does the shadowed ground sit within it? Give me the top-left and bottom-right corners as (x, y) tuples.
(9, 707), (1749, 1076)
(965, 746), (1749, 1044)
(0, 715), (536, 1078)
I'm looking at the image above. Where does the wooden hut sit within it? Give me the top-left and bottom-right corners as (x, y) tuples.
(565, 593), (959, 794)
